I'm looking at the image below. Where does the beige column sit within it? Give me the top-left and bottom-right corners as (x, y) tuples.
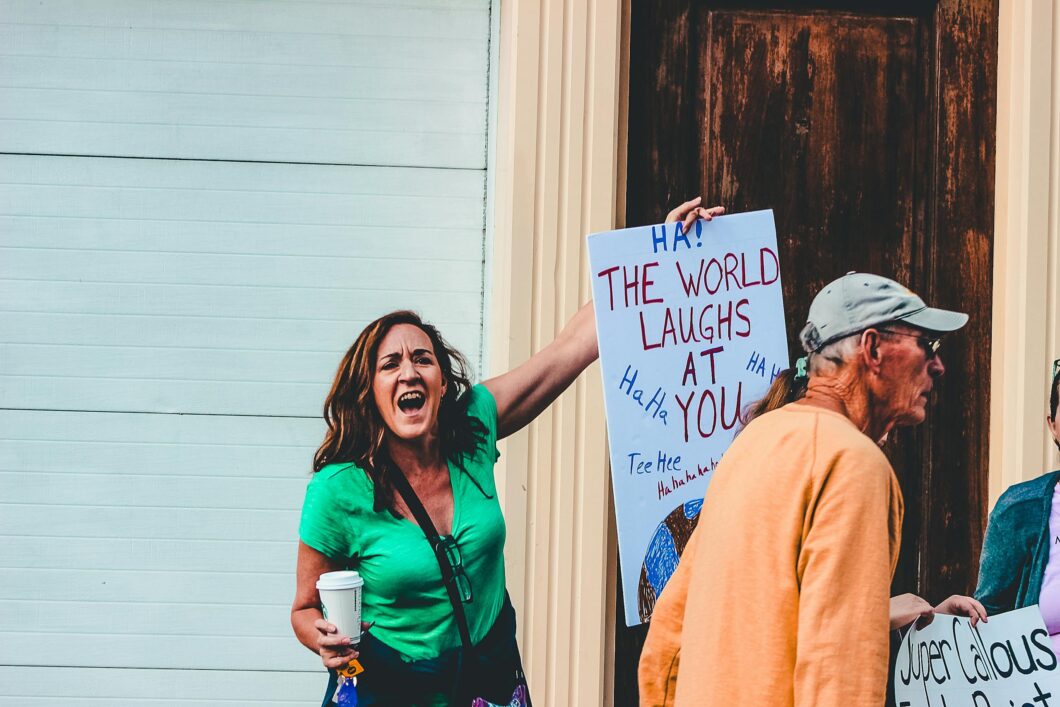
(991, 0), (1060, 504)
(490, 0), (627, 703)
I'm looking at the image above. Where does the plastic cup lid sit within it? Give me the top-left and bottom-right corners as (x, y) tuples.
(316, 570), (363, 590)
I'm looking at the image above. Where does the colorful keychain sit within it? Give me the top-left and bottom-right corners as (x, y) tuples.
(334, 660), (363, 706)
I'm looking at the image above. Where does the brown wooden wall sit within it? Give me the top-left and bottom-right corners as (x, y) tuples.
(619, 1), (997, 702)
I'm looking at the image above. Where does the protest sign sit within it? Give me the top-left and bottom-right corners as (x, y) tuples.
(894, 606), (1060, 707)
(587, 210), (788, 626)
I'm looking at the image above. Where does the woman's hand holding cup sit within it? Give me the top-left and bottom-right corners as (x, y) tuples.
(314, 617), (360, 669)
(314, 569), (366, 670)
(314, 618), (373, 671)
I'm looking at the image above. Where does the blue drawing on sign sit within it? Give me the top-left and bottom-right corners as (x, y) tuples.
(682, 498), (702, 519)
(643, 528), (680, 594)
(638, 498), (703, 621)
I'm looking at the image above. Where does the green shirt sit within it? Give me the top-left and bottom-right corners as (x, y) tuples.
(299, 384), (507, 662)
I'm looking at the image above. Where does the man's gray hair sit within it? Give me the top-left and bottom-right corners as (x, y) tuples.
(808, 333), (861, 376)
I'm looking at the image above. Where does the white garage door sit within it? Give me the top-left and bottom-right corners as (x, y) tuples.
(0, 1), (493, 703)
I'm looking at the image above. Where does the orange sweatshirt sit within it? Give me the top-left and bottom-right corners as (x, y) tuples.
(638, 404), (903, 707)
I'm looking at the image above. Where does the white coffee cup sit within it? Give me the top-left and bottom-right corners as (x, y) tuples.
(316, 570), (364, 645)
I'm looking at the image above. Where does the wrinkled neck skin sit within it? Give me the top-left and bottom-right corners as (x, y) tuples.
(385, 428), (446, 480)
(798, 372), (892, 446)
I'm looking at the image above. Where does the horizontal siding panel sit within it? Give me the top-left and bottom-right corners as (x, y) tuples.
(0, 568), (296, 605)
(0, 217), (483, 261)
(0, 185), (484, 228)
(0, 89), (484, 129)
(0, 86), (484, 168)
(0, 409), (321, 446)
(0, 56), (487, 102)
(2, 699), (309, 703)
(0, 249), (482, 289)
(0, 667), (322, 702)
(2, 344), (344, 382)
(0, 633), (316, 671)
(0, 120), (485, 168)
(0, 439), (312, 477)
(0, 153), (486, 194)
(0, 412), (320, 477)
(0, 536), (297, 573)
(0, 376), (330, 416)
(0, 471), (305, 510)
(0, 21), (484, 71)
(4, 1), (487, 37)
(0, 700), (309, 706)
(0, 505), (299, 542)
(0, 281), (482, 327)
(0, 152), (485, 193)
(0, 600), (293, 638)
(0, 700), (310, 706)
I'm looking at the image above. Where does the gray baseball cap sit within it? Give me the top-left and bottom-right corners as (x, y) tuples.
(799, 272), (968, 353)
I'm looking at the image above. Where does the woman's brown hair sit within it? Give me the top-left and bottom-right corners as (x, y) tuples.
(741, 366), (807, 428)
(313, 310), (488, 513)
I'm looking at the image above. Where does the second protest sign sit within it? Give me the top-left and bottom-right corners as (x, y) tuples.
(894, 606), (1060, 707)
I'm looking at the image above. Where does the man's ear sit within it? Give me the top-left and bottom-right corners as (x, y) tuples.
(861, 329), (885, 374)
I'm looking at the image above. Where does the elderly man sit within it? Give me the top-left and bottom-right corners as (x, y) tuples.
(638, 272), (967, 707)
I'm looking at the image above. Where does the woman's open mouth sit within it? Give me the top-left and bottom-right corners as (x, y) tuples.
(397, 390), (426, 415)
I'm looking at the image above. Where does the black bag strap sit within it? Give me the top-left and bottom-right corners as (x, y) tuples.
(389, 464), (475, 653)
(320, 669), (338, 707)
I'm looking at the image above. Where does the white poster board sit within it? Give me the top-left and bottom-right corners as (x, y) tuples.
(894, 606), (1060, 707)
(587, 209), (788, 626)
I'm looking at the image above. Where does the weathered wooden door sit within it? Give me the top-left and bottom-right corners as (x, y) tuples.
(619, 1), (997, 702)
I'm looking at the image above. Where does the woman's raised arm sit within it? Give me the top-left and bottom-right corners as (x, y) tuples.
(484, 301), (599, 440)
(484, 198), (723, 439)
